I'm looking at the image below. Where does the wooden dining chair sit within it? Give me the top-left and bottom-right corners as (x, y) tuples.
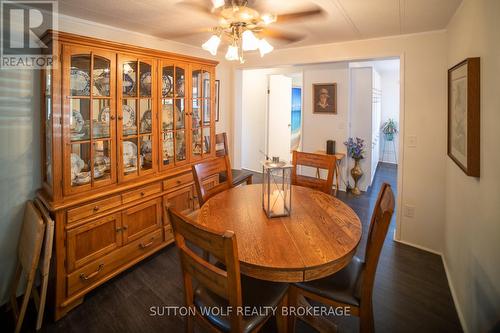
(192, 154), (234, 206)
(215, 132), (253, 187)
(288, 183), (395, 333)
(168, 208), (289, 333)
(10, 201), (45, 333)
(291, 150), (337, 194)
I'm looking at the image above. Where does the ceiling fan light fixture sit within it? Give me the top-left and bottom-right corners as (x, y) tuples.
(258, 38), (273, 57)
(242, 30), (259, 51)
(211, 0), (225, 9)
(260, 13), (277, 25)
(202, 35), (221, 56)
(225, 44), (239, 61)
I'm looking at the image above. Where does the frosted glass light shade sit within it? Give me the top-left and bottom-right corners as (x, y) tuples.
(242, 30), (260, 51)
(225, 45), (239, 61)
(211, 0), (225, 9)
(258, 39), (274, 57)
(202, 35), (221, 56)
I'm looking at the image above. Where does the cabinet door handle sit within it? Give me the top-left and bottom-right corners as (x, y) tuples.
(140, 191), (146, 196)
(117, 115), (123, 120)
(93, 206), (100, 212)
(116, 226), (127, 232)
(139, 238), (154, 249)
(109, 115), (115, 120)
(79, 264), (104, 281)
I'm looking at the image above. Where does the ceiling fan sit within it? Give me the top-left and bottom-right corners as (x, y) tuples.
(176, 0), (325, 63)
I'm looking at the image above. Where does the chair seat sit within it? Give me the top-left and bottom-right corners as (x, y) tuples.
(185, 209), (199, 221)
(294, 256), (364, 307)
(219, 169), (252, 187)
(194, 275), (288, 333)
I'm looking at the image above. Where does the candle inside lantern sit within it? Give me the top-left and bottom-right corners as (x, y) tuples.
(261, 160), (292, 218)
(270, 189), (285, 214)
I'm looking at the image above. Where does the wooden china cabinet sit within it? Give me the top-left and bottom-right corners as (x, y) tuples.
(37, 31), (218, 320)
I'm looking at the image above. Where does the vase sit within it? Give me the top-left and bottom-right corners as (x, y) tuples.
(351, 158), (363, 196)
(384, 132), (394, 141)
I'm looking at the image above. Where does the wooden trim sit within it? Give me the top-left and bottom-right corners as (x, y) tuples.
(43, 30), (218, 66)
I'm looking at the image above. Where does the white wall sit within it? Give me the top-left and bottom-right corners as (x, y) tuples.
(0, 69), (41, 306)
(235, 31), (448, 253)
(444, 0), (500, 332)
(379, 69), (400, 164)
(302, 63), (350, 190)
(0, 14), (234, 305)
(238, 63), (350, 187)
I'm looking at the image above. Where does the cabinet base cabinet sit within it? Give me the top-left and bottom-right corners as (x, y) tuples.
(49, 170), (206, 320)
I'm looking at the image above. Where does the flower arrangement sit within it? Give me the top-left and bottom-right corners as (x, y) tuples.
(381, 119), (398, 141)
(344, 137), (365, 160)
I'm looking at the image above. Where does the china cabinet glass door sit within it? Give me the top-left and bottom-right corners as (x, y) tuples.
(118, 56), (157, 181)
(159, 60), (188, 170)
(191, 66), (213, 161)
(63, 45), (117, 194)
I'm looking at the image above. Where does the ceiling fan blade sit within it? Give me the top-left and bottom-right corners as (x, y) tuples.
(276, 7), (325, 23)
(258, 28), (304, 43)
(162, 27), (213, 40)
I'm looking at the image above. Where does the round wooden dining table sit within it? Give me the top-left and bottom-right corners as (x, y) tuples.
(198, 184), (362, 283)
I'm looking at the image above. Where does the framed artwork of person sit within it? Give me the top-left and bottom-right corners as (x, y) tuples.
(313, 83), (337, 114)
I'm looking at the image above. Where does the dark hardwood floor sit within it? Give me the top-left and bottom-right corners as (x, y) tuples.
(2, 163), (462, 333)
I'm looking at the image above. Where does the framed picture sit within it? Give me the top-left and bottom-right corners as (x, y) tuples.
(215, 79), (220, 122)
(313, 83), (337, 114)
(448, 57), (480, 177)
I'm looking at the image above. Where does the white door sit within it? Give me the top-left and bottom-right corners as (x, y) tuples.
(268, 75), (292, 162)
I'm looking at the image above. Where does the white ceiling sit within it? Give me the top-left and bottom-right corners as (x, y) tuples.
(58, 0), (462, 49)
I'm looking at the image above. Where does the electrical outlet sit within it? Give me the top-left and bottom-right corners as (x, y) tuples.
(407, 135), (417, 148)
(404, 205), (416, 218)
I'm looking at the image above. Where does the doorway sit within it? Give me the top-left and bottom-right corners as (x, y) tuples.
(239, 69), (303, 172)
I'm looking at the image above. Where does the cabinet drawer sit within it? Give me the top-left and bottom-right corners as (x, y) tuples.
(163, 173), (193, 192)
(122, 183), (162, 204)
(67, 229), (163, 297)
(67, 195), (122, 223)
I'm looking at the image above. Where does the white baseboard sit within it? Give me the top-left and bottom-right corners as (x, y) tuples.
(393, 238), (442, 256)
(393, 238), (468, 333)
(441, 255), (468, 333)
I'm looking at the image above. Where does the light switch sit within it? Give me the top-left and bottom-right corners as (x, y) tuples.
(407, 135), (417, 148)
(404, 205), (415, 218)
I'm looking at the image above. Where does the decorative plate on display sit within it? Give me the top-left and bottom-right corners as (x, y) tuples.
(71, 109), (85, 133)
(140, 72), (152, 96)
(141, 139), (153, 163)
(122, 73), (135, 95)
(176, 78), (185, 97)
(162, 75), (172, 97)
(163, 140), (173, 159)
(140, 110), (152, 133)
(73, 171), (91, 185)
(70, 69), (90, 96)
(123, 141), (137, 168)
(94, 71), (110, 96)
(98, 106), (110, 122)
(122, 104), (136, 128)
(70, 153), (85, 180)
(94, 155), (110, 178)
(162, 103), (174, 130)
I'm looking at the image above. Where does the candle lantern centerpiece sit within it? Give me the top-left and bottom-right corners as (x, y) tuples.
(262, 157), (292, 218)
